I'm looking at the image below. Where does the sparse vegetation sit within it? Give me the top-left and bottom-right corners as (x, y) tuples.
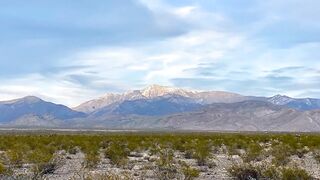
(228, 163), (260, 180)
(0, 132), (319, 179)
(155, 148), (179, 180)
(181, 164), (200, 180)
(105, 142), (129, 167)
(242, 143), (263, 162)
(271, 143), (292, 166)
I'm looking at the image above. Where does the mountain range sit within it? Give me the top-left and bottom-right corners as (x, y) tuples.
(1, 85), (320, 132)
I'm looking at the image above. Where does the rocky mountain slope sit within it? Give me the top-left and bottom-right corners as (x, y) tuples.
(0, 96), (85, 126)
(75, 85), (320, 115)
(154, 101), (320, 132)
(74, 85), (249, 114)
(91, 95), (202, 117)
(67, 101), (320, 132)
(267, 94), (320, 110)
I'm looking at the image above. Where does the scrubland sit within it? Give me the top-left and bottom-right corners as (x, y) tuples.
(0, 132), (319, 179)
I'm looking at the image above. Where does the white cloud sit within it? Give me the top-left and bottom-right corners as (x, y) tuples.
(173, 6), (197, 17)
(1, 0), (320, 105)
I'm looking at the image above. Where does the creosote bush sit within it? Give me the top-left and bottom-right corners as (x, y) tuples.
(0, 162), (6, 175)
(181, 164), (200, 180)
(85, 171), (133, 180)
(155, 148), (179, 180)
(85, 152), (100, 168)
(260, 166), (280, 180)
(281, 167), (312, 180)
(228, 163), (260, 180)
(271, 144), (292, 166)
(104, 142), (129, 167)
(243, 143), (263, 162)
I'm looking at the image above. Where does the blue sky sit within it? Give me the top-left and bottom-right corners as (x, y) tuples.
(1, 0), (320, 106)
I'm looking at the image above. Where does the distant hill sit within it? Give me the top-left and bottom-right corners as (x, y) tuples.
(68, 100), (320, 132)
(0, 96), (85, 127)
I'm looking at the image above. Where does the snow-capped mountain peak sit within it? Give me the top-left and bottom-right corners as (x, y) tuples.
(268, 94), (293, 105)
(140, 84), (191, 98)
(74, 84), (249, 113)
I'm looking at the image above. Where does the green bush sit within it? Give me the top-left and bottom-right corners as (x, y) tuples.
(105, 143), (129, 167)
(243, 143), (263, 162)
(228, 164), (260, 180)
(193, 141), (211, 166)
(281, 167), (312, 180)
(260, 166), (280, 180)
(85, 152), (100, 168)
(68, 146), (79, 155)
(0, 162), (6, 175)
(182, 165), (200, 180)
(7, 149), (24, 167)
(86, 171), (133, 180)
(271, 144), (292, 166)
(155, 149), (178, 180)
(313, 150), (320, 163)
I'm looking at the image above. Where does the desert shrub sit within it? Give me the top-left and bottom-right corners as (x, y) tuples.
(227, 143), (243, 156)
(32, 162), (58, 178)
(259, 165), (281, 180)
(228, 164), (260, 180)
(29, 151), (62, 178)
(194, 141), (211, 166)
(7, 149), (24, 167)
(281, 167), (312, 180)
(155, 149), (179, 180)
(181, 164), (200, 180)
(85, 171), (133, 180)
(243, 143), (263, 162)
(68, 146), (79, 155)
(295, 147), (309, 158)
(183, 140), (211, 165)
(27, 148), (53, 164)
(105, 142), (129, 167)
(271, 144), (292, 166)
(184, 150), (193, 159)
(314, 150), (320, 163)
(0, 162), (6, 175)
(85, 152), (100, 168)
(229, 163), (283, 180)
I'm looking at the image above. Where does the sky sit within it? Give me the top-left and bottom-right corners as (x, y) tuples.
(0, 0), (320, 106)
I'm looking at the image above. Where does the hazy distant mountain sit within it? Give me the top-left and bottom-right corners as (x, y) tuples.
(69, 100), (320, 132)
(158, 100), (320, 132)
(0, 96), (85, 126)
(267, 95), (320, 110)
(95, 101), (320, 132)
(75, 85), (320, 115)
(154, 101), (302, 131)
(74, 84), (248, 113)
(1, 85), (320, 131)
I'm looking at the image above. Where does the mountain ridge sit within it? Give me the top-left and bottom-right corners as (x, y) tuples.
(74, 85), (320, 114)
(1, 85), (320, 131)
(0, 96), (85, 126)
(74, 84), (248, 113)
